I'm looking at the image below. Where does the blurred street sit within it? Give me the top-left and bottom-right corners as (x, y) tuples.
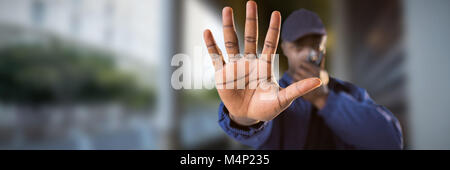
(0, 0), (449, 149)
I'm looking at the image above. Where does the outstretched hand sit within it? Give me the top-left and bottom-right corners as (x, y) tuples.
(203, 1), (321, 126)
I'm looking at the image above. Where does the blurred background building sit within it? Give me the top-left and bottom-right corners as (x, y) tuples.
(0, 0), (449, 149)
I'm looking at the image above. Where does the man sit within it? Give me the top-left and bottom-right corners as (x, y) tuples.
(203, 1), (402, 149)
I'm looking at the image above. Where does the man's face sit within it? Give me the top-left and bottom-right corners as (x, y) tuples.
(281, 35), (327, 70)
(281, 34), (329, 103)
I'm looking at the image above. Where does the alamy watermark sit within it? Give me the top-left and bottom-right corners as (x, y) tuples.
(170, 46), (280, 91)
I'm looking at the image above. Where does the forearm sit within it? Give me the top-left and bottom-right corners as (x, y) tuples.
(318, 91), (403, 149)
(218, 103), (273, 148)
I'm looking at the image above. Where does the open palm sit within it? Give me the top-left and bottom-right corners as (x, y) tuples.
(203, 1), (321, 125)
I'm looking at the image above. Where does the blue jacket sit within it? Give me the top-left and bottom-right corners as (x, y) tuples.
(218, 73), (403, 149)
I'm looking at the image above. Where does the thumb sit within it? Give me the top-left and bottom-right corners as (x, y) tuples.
(278, 78), (322, 105)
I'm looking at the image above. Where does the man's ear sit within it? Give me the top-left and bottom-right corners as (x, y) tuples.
(280, 41), (288, 54)
(319, 35), (327, 53)
(319, 36), (327, 69)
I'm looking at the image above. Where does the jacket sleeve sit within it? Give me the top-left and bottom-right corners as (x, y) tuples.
(218, 100), (312, 149)
(217, 102), (274, 148)
(317, 87), (404, 149)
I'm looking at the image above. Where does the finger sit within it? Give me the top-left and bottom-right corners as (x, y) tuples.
(203, 29), (225, 71)
(291, 73), (304, 82)
(261, 11), (281, 62)
(297, 69), (316, 80)
(244, 1), (258, 55)
(299, 62), (320, 75)
(295, 69), (312, 79)
(278, 78), (322, 105)
(222, 7), (240, 61)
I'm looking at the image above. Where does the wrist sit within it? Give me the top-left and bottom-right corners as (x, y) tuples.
(229, 114), (260, 126)
(311, 90), (328, 110)
(312, 94), (328, 109)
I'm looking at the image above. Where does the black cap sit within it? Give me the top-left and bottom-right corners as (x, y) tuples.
(281, 9), (326, 42)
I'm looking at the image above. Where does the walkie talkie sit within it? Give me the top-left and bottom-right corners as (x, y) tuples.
(307, 49), (329, 85)
(307, 50), (324, 66)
